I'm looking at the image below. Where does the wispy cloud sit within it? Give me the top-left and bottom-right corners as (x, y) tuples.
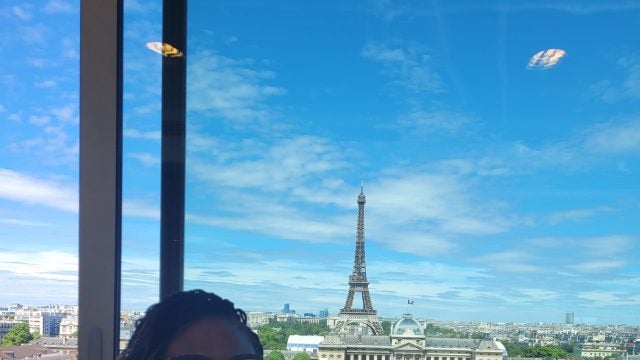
(188, 51), (285, 126)
(396, 107), (472, 134)
(191, 135), (347, 193)
(0, 169), (77, 212)
(12, 6), (32, 21)
(0, 251), (77, 282)
(20, 24), (47, 44)
(582, 118), (640, 154)
(591, 55), (640, 102)
(35, 79), (57, 88)
(29, 115), (51, 126)
(570, 260), (627, 273)
(43, 0), (76, 14)
(518, 288), (560, 301)
(474, 251), (541, 273)
(362, 40), (443, 94)
(576, 291), (640, 306)
(0, 218), (52, 227)
(128, 152), (160, 167)
(548, 206), (614, 224)
(124, 128), (161, 141)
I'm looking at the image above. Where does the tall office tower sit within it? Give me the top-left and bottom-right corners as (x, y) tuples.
(334, 186), (383, 335)
(565, 312), (574, 324)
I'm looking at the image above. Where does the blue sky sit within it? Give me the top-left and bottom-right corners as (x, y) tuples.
(1, 0), (640, 325)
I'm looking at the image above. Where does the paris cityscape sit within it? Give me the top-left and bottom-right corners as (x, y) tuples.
(2, 0), (640, 359)
(1, 189), (639, 358)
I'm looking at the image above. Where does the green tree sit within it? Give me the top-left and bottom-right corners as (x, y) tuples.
(424, 324), (462, 338)
(531, 345), (571, 359)
(259, 326), (286, 350)
(381, 321), (392, 335)
(293, 352), (311, 360)
(266, 350), (286, 360)
(1, 323), (34, 346)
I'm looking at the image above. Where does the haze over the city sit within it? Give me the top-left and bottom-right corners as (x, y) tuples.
(1, 0), (639, 325)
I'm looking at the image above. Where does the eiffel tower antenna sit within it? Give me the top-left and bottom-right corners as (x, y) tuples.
(335, 186), (383, 335)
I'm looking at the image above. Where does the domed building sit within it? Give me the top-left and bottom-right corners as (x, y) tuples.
(392, 314), (424, 337)
(319, 313), (506, 360)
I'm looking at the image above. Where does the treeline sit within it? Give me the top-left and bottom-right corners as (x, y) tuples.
(266, 351), (312, 360)
(423, 324), (484, 339)
(502, 341), (573, 359)
(258, 319), (330, 350)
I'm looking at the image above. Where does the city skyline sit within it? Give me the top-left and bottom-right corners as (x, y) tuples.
(1, 0), (639, 325)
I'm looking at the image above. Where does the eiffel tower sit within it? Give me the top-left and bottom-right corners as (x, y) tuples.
(334, 185), (384, 335)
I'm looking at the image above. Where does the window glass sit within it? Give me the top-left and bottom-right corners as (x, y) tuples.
(0, 0), (79, 345)
(120, 0), (163, 349)
(183, 0), (640, 332)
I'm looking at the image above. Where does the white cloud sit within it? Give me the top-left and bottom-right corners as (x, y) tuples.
(575, 291), (640, 306)
(397, 107), (472, 134)
(187, 210), (350, 244)
(35, 79), (57, 88)
(0, 218), (52, 227)
(582, 119), (640, 154)
(51, 103), (77, 123)
(0, 169), (78, 212)
(367, 173), (506, 235)
(27, 58), (49, 67)
(124, 128), (161, 141)
(188, 51), (285, 125)
(12, 6), (32, 21)
(61, 36), (79, 59)
(473, 251), (541, 273)
(0, 104), (5, 113)
(191, 135), (346, 193)
(0, 251), (77, 282)
(29, 115), (51, 126)
(133, 102), (160, 115)
(570, 260), (627, 273)
(128, 152), (160, 167)
(518, 288), (559, 301)
(43, 0), (76, 14)
(549, 206), (612, 224)
(591, 56), (640, 102)
(362, 40), (443, 93)
(21, 24), (47, 44)
(8, 113), (21, 122)
(123, 200), (160, 219)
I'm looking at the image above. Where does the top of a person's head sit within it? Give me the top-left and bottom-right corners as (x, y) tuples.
(119, 289), (263, 360)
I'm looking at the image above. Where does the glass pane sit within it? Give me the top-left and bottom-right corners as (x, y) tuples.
(185, 0), (639, 352)
(0, 0), (79, 351)
(120, 0), (163, 351)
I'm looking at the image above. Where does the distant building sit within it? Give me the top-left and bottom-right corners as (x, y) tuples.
(288, 335), (325, 353)
(59, 315), (79, 337)
(565, 312), (574, 325)
(304, 313), (317, 318)
(320, 309), (329, 318)
(247, 312), (274, 329)
(320, 314), (507, 360)
(284, 304), (291, 313)
(574, 343), (623, 358)
(41, 313), (65, 336)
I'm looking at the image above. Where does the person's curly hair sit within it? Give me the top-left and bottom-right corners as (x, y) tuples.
(119, 289), (263, 360)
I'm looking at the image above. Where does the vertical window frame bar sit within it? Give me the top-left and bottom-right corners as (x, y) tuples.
(160, 0), (188, 300)
(78, 0), (123, 358)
